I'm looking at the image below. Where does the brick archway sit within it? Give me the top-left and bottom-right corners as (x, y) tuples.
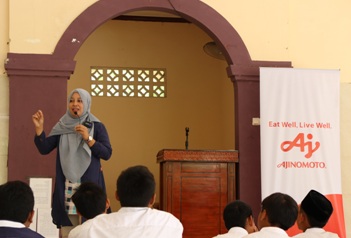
(5, 0), (291, 218)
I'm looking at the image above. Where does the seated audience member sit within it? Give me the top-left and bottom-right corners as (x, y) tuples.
(68, 182), (110, 238)
(293, 189), (340, 238)
(86, 165), (183, 238)
(213, 200), (258, 238)
(0, 180), (44, 238)
(243, 192), (298, 238)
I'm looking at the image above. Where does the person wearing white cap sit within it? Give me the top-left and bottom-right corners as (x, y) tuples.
(293, 189), (339, 238)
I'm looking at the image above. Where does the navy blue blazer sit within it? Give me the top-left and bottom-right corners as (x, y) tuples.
(0, 227), (44, 238)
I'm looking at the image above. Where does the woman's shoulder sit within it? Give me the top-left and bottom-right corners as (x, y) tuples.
(93, 121), (105, 127)
(93, 121), (108, 132)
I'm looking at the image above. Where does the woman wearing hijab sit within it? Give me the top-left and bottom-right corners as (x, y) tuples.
(32, 88), (112, 233)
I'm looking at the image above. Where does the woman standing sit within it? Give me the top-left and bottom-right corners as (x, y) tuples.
(32, 88), (112, 235)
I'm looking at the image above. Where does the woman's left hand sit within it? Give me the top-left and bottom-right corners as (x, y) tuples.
(75, 124), (89, 141)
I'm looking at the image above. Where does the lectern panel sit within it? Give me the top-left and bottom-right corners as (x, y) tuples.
(181, 177), (221, 237)
(181, 162), (221, 173)
(157, 149), (238, 238)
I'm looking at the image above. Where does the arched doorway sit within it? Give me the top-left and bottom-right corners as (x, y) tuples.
(5, 0), (291, 221)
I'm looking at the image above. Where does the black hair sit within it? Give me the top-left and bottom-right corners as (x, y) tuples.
(72, 182), (107, 219)
(261, 192), (298, 230)
(117, 165), (155, 207)
(0, 180), (34, 223)
(223, 200), (253, 230)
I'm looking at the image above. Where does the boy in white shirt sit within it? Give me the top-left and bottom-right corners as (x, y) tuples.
(213, 200), (258, 238)
(85, 165), (183, 238)
(242, 192), (298, 238)
(293, 189), (339, 238)
(68, 182), (110, 238)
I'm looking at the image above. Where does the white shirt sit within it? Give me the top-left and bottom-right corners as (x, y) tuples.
(86, 207), (183, 238)
(213, 227), (249, 238)
(242, 227), (289, 238)
(0, 220), (25, 228)
(292, 228), (340, 238)
(68, 214), (106, 238)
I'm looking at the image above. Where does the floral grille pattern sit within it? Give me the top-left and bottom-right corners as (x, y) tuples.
(90, 67), (166, 98)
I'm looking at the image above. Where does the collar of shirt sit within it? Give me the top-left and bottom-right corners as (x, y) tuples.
(228, 227), (249, 235)
(0, 220), (26, 228)
(260, 227), (288, 236)
(305, 228), (326, 233)
(119, 207), (149, 212)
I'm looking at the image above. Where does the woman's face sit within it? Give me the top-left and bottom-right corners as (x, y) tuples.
(69, 92), (84, 117)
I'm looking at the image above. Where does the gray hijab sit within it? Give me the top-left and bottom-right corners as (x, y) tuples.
(49, 88), (100, 183)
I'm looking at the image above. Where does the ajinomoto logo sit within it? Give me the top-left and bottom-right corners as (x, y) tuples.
(281, 133), (320, 158)
(277, 133), (326, 169)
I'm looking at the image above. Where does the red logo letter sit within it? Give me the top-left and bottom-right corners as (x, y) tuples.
(281, 133), (320, 158)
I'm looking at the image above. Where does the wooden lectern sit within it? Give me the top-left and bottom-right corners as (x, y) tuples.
(157, 149), (239, 238)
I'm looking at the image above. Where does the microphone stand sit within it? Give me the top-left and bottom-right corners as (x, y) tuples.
(185, 127), (189, 150)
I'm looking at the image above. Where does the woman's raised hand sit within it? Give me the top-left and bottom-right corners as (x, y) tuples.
(32, 110), (44, 136)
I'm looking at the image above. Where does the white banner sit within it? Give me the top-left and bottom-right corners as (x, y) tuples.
(260, 68), (345, 237)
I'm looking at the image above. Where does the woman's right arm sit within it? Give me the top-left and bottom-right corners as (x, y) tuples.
(32, 110), (58, 154)
(34, 132), (59, 154)
(32, 110), (44, 136)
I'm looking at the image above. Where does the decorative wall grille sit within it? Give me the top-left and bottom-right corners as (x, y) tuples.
(90, 67), (166, 98)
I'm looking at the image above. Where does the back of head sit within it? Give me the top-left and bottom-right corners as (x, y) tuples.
(300, 189), (333, 227)
(72, 182), (107, 219)
(261, 192), (298, 230)
(223, 200), (253, 230)
(0, 180), (34, 223)
(117, 165), (155, 207)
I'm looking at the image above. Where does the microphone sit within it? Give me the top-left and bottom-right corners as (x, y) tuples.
(74, 111), (81, 124)
(75, 111), (92, 128)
